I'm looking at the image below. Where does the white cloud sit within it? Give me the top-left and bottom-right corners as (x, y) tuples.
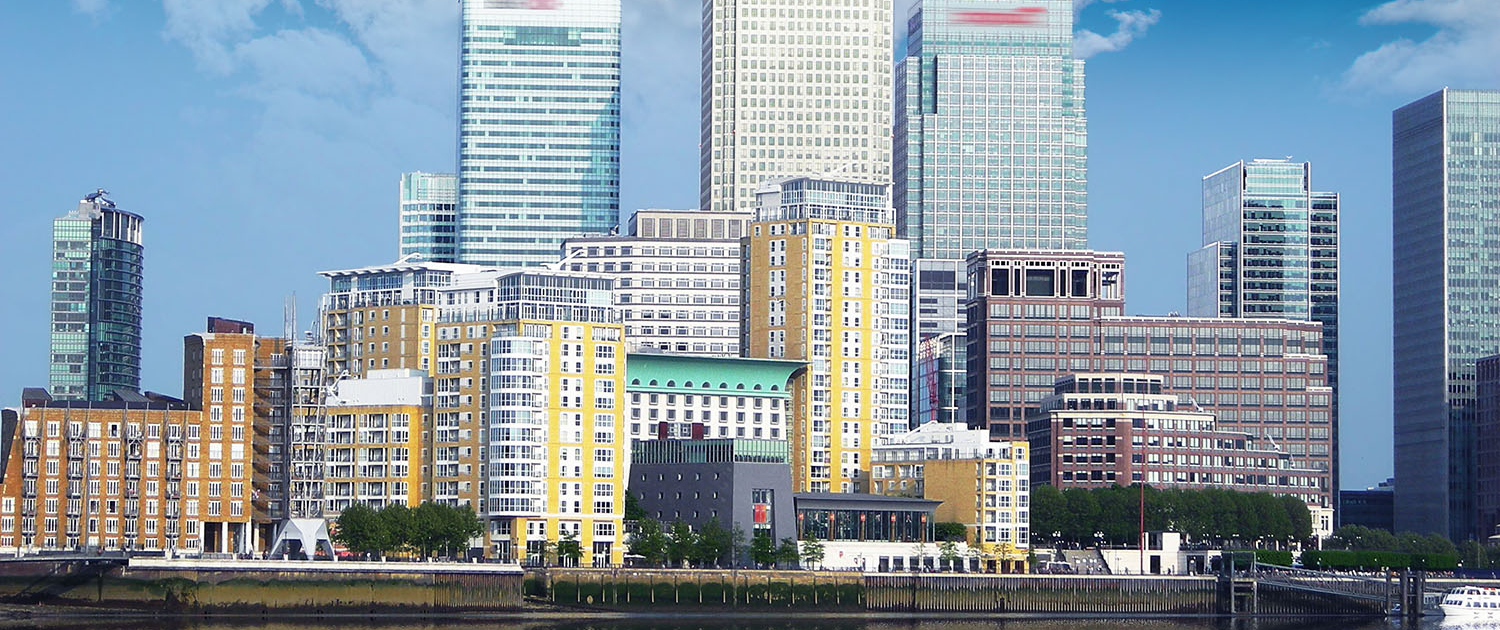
(72, 0), (110, 19)
(234, 28), (376, 98)
(1343, 0), (1500, 94)
(1074, 8), (1160, 59)
(161, 0), (277, 73)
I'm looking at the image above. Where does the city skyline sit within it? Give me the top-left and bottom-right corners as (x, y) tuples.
(2, 0), (1497, 493)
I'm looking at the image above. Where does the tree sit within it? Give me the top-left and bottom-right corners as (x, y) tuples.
(938, 540), (961, 570)
(775, 537), (801, 568)
(668, 521), (698, 567)
(694, 518), (733, 566)
(934, 522), (967, 542)
(557, 529), (584, 567)
(1029, 485), (1066, 544)
(378, 503), (415, 555)
(333, 503), (387, 557)
(628, 519), (669, 566)
(799, 535), (825, 569)
(750, 532), (776, 568)
(624, 491), (646, 523)
(729, 524), (748, 568)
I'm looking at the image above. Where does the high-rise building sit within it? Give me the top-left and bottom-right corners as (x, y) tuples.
(457, 0), (621, 266)
(913, 332), (966, 426)
(399, 172), (458, 263)
(700, 0), (893, 213)
(49, 190), (144, 401)
(895, 0), (1087, 258)
(1188, 158), (1340, 491)
(911, 259), (969, 426)
(623, 353), (804, 443)
(742, 177), (911, 493)
(561, 208), (752, 356)
(965, 250), (1336, 508)
(1392, 89), (1500, 540)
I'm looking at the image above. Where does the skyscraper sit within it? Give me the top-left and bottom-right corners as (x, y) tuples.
(1187, 158), (1340, 489)
(49, 190), (144, 401)
(895, 0), (1088, 258)
(1393, 89), (1500, 540)
(457, 0), (620, 267)
(398, 171), (458, 263)
(700, 0), (893, 213)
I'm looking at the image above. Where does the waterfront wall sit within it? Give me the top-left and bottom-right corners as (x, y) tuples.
(865, 574), (1216, 614)
(532, 567), (865, 609)
(0, 559), (523, 613)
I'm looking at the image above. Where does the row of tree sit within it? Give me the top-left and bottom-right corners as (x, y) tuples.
(332, 502), (484, 558)
(1324, 525), (1457, 556)
(625, 516), (829, 569)
(1029, 485), (1314, 545)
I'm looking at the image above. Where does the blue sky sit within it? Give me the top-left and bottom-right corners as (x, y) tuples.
(2, 0), (1498, 490)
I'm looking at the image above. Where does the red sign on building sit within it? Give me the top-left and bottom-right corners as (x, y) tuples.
(954, 7), (1047, 26)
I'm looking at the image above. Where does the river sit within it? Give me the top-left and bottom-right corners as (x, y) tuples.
(0, 616), (1477, 630)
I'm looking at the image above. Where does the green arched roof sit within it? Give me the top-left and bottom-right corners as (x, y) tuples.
(624, 353), (806, 397)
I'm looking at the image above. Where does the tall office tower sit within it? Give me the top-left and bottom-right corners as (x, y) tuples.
(912, 259), (969, 426)
(457, 0), (621, 266)
(399, 172), (458, 263)
(1393, 89), (1500, 539)
(700, 0), (893, 213)
(1188, 158), (1340, 489)
(49, 190), (144, 401)
(561, 208), (752, 356)
(965, 250), (1337, 508)
(743, 177), (911, 493)
(895, 0), (1087, 258)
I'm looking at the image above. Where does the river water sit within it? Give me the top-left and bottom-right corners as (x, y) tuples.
(0, 617), (1476, 630)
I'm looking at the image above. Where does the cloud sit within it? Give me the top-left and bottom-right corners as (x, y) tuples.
(1343, 0), (1500, 94)
(161, 0), (278, 73)
(234, 28), (376, 98)
(1074, 8), (1161, 59)
(72, 0), (110, 19)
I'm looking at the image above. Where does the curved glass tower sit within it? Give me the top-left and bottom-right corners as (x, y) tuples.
(49, 192), (144, 400)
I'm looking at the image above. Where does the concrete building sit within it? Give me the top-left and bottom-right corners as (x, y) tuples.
(624, 353), (804, 443)
(743, 177), (911, 493)
(561, 209), (752, 356)
(1393, 89), (1500, 539)
(398, 171), (458, 263)
(323, 370), (429, 515)
(895, 0), (1087, 257)
(1188, 158), (1340, 489)
(871, 422), (1030, 571)
(1027, 373), (1324, 507)
(699, 0), (892, 213)
(457, 0), (620, 266)
(49, 190), (144, 401)
(965, 250), (1335, 508)
(627, 439), (795, 547)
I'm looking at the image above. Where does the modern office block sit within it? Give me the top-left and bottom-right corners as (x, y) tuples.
(912, 258), (969, 426)
(561, 209), (752, 356)
(700, 0), (892, 213)
(895, 0), (1087, 257)
(743, 178), (911, 493)
(1027, 373), (1324, 506)
(398, 172), (458, 263)
(1340, 479), (1395, 533)
(1392, 89), (1500, 540)
(1187, 159), (1340, 490)
(49, 190), (144, 401)
(627, 438), (795, 548)
(457, 0), (621, 266)
(913, 332), (966, 426)
(965, 250), (1335, 508)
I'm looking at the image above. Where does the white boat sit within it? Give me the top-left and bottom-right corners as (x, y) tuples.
(1441, 587), (1500, 618)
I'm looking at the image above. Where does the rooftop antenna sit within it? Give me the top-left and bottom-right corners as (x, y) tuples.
(284, 293), (296, 343)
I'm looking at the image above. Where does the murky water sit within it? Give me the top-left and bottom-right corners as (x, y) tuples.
(0, 615), (1470, 630)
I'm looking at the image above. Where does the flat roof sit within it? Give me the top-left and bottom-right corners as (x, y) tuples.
(793, 493), (941, 511)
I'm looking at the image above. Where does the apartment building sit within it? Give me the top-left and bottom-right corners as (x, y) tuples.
(624, 352), (804, 443)
(743, 177), (911, 493)
(323, 370), (429, 515)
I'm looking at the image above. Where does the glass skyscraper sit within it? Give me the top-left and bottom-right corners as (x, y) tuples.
(457, 0), (620, 267)
(1393, 89), (1500, 540)
(1187, 159), (1340, 489)
(894, 0), (1087, 258)
(49, 191), (144, 401)
(398, 171), (458, 263)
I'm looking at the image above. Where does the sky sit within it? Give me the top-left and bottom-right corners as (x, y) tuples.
(2, 0), (1499, 491)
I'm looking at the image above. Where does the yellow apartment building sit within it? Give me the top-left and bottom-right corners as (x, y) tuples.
(743, 177), (911, 493)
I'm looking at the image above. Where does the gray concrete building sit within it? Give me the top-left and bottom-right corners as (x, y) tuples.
(627, 439), (795, 546)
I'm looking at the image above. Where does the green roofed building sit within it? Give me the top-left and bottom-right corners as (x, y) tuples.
(624, 353), (805, 442)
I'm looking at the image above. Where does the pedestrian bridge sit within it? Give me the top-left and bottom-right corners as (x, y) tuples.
(1250, 563), (1444, 616)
